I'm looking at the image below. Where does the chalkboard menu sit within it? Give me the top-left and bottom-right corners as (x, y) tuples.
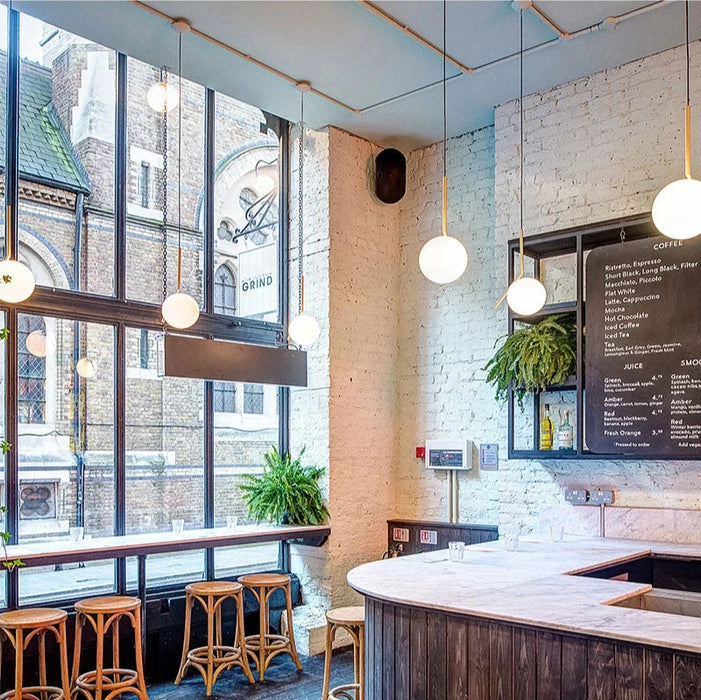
(585, 236), (701, 455)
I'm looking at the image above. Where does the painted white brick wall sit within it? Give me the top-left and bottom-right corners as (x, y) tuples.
(397, 39), (701, 537)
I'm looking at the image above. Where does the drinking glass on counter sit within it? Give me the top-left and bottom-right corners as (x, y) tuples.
(171, 519), (185, 534)
(69, 526), (84, 543)
(448, 541), (465, 562)
(550, 525), (564, 542)
(503, 532), (519, 552)
(226, 515), (238, 530)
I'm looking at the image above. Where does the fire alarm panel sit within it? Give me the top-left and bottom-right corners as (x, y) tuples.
(425, 439), (472, 470)
(392, 527), (410, 542)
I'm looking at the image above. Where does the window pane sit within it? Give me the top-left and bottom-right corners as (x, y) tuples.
(0, 311), (6, 608)
(16, 14), (116, 296)
(125, 327), (205, 587)
(213, 378), (279, 577)
(17, 316), (116, 604)
(214, 92), (279, 322)
(126, 59), (205, 308)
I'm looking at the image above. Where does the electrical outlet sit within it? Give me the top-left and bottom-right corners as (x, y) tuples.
(565, 488), (588, 505)
(589, 489), (614, 505)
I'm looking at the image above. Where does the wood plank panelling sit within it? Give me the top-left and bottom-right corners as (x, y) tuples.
(588, 640), (615, 700)
(427, 612), (447, 700)
(382, 603), (395, 698)
(615, 645), (643, 700)
(537, 631), (562, 700)
(395, 604), (410, 698)
(446, 616), (468, 700)
(467, 619), (490, 700)
(676, 654), (701, 700)
(645, 649), (674, 700)
(513, 628), (536, 700)
(409, 607), (427, 700)
(490, 623), (513, 700)
(561, 635), (588, 700)
(364, 598), (701, 700)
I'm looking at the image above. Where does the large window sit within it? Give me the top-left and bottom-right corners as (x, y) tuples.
(0, 7), (288, 609)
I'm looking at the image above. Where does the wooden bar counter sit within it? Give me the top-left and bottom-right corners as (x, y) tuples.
(348, 537), (701, 699)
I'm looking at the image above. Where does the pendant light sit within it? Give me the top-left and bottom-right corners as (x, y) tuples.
(147, 66), (179, 114)
(652, 0), (701, 240)
(161, 20), (200, 330)
(0, 204), (35, 304)
(418, 0), (468, 285)
(288, 82), (320, 348)
(495, 10), (546, 317)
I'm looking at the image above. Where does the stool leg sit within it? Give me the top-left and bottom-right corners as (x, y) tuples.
(321, 621), (334, 700)
(205, 595), (215, 696)
(215, 600), (222, 648)
(14, 628), (23, 700)
(132, 606), (149, 700)
(235, 591), (255, 685)
(38, 631), (47, 700)
(112, 615), (121, 685)
(95, 614), (105, 700)
(175, 594), (193, 685)
(59, 621), (71, 700)
(284, 584), (302, 672)
(71, 612), (84, 688)
(257, 589), (267, 682)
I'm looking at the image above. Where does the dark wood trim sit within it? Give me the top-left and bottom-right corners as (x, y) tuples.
(365, 597), (698, 700)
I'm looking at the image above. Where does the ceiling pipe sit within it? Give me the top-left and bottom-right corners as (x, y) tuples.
(131, 0), (672, 118)
(129, 0), (361, 114)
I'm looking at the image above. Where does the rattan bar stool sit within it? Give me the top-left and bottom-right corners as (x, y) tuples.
(71, 595), (147, 700)
(238, 573), (302, 681)
(174, 580), (254, 696)
(321, 606), (365, 700)
(0, 607), (71, 700)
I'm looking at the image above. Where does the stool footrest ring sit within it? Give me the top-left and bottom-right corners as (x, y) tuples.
(329, 684), (361, 700)
(74, 668), (138, 692)
(0, 687), (65, 700)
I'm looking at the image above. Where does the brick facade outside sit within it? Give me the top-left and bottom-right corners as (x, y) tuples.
(7, 26), (281, 540)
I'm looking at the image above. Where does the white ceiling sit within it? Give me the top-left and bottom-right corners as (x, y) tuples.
(15, 1), (701, 150)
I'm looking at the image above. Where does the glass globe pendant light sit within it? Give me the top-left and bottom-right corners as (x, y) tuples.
(288, 82), (320, 348)
(495, 10), (546, 317)
(0, 206), (35, 304)
(652, 0), (701, 240)
(161, 20), (199, 330)
(147, 66), (179, 113)
(419, 0), (468, 285)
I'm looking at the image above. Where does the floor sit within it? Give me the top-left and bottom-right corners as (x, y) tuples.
(149, 649), (356, 700)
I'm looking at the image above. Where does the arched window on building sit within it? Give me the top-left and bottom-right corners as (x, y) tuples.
(214, 264), (236, 317)
(18, 315), (47, 424)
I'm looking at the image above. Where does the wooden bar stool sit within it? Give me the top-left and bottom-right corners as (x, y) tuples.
(321, 606), (365, 700)
(238, 573), (302, 681)
(174, 580), (255, 696)
(71, 595), (147, 700)
(0, 607), (71, 700)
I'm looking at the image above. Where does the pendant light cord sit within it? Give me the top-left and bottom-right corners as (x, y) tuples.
(161, 69), (169, 303)
(298, 89), (304, 314)
(519, 9), (525, 277)
(685, 0), (692, 179)
(176, 30), (183, 291)
(441, 0), (448, 236)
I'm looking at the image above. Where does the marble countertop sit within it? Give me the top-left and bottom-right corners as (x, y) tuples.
(347, 537), (701, 654)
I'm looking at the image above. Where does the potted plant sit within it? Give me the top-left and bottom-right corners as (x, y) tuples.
(483, 314), (577, 409)
(239, 446), (329, 526)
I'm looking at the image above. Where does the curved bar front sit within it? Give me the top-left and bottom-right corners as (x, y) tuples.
(348, 537), (701, 700)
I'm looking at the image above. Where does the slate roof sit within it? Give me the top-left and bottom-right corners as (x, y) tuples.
(0, 50), (90, 194)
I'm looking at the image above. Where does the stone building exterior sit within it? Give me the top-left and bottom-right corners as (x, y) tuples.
(3, 24), (281, 541)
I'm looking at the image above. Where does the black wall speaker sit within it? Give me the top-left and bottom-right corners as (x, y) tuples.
(375, 148), (406, 204)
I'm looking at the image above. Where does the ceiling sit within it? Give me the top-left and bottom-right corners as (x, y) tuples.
(15, 1), (701, 151)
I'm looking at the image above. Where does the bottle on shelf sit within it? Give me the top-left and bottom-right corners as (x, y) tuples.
(539, 404), (554, 450)
(557, 409), (574, 450)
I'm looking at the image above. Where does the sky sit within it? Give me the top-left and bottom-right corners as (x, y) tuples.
(0, 10), (55, 66)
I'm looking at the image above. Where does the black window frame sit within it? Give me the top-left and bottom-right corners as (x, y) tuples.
(1, 6), (291, 608)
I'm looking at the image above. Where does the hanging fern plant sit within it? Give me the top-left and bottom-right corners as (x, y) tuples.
(483, 314), (577, 409)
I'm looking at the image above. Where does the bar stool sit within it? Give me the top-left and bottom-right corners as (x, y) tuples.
(71, 595), (147, 700)
(0, 607), (71, 700)
(238, 573), (302, 681)
(175, 580), (255, 695)
(321, 606), (365, 700)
